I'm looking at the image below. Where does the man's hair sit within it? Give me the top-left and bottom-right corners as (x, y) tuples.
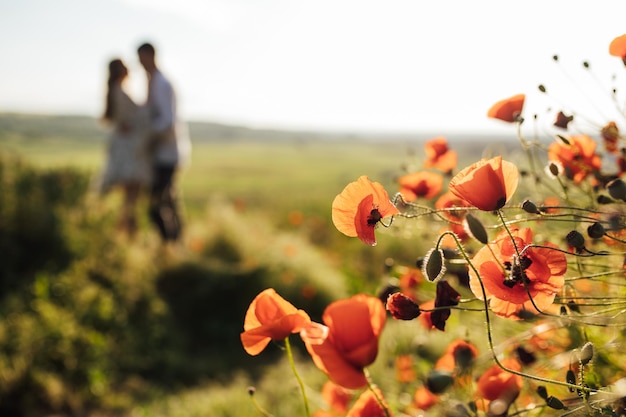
(137, 42), (156, 56)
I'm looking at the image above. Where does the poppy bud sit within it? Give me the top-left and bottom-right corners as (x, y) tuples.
(538, 84), (547, 93)
(386, 292), (421, 320)
(423, 248), (445, 282)
(553, 55), (559, 62)
(537, 385), (548, 400)
(248, 386), (256, 396)
(583, 61), (590, 69)
(522, 199), (540, 214)
(597, 195), (614, 205)
(489, 399), (510, 416)
(566, 230), (586, 250)
(587, 222), (605, 239)
(566, 369), (577, 392)
(607, 178), (626, 201)
(465, 213), (489, 244)
(425, 369), (454, 394)
(547, 162), (562, 177)
(579, 342), (594, 365)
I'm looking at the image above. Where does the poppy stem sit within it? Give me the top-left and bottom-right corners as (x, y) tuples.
(364, 369), (391, 417)
(434, 230), (606, 395)
(284, 337), (311, 417)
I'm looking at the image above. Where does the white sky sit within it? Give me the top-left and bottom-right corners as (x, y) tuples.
(1, 0), (626, 134)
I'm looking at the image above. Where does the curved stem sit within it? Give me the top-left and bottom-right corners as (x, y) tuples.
(364, 369), (391, 417)
(434, 230), (603, 394)
(284, 337), (311, 417)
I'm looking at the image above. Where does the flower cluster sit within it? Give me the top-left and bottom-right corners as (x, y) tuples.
(242, 34), (626, 417)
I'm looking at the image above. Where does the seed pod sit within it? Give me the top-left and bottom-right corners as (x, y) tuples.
(522, 199), (540, 214)
(425, 369), (454, 394)
(587, 222), (605, 239)
(465, 213), (489, 244)
(546, 396), (566, 410)
(566, 230), (586, 250)
(536, 385), (548, 400)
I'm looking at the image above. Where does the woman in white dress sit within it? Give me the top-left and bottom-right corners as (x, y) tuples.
(99, 58), (151, 237)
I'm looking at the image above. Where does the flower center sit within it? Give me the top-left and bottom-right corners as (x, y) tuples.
(367, 208), (382, 227)
(502, 255), (532, 288)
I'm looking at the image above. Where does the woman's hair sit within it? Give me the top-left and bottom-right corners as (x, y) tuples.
(103, 59), (127, 121)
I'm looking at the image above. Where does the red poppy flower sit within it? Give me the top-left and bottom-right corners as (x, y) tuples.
(487, 94), (525, 123)
(303, 294), (386, 389)
(321, 381), (352, 414)
(476, 357), (523, 402)
(398, 171), (444, 202)
(434, 339), (479, 372)
(435, 190), (471, 241)
(469, 228), (567, 319)
(332, 176), (400, 246)
(346, 387), (391, 417)
(553, 111), (574, 129)
(386, 292), (421, 320)
(423, 136), (458, 174)
(601, 121), (620, 154)
(432, 280), (461, 330)
(414, 385), (439, 410)
(449, 156), (519, 211)
(395, 354), (417, 383)
(609, 33), (626, 64)
(548, 134), (601, 183)
(241, 288), (311, 355)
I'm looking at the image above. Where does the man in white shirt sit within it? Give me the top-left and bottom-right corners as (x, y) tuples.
(138, 42), (191, 243)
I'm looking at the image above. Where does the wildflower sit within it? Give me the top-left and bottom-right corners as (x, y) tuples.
(434, 339), (479, 372)
(487, 94), (525, 123)
(398, 171), (444, 202)
(303, 294), (386, 389)
(332, 176), (400, 246)
(386, 292), (421, 320)
(423, 136), (458, 174)
(321, 381), (352, 414)
(346, 387), (391, 417)
(449, 156), (519, 211)
(241, 288), (311, 355)
(414, 385), (439, 410)
(601, 121), (620, 154)
(395, 354), (417, 383)
(609, 33), (626, 65)
(548, 134), (601, 183)
(469, 228), (567, 319)
(553, 111), (574, 129)
(432, 280), (461, 330)
(476, 357), (523, 403)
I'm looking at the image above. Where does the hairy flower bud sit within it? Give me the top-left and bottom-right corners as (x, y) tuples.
(566, 230), (586, 250)
(587, 222), (605, 239)
(386, 292), (421, 320)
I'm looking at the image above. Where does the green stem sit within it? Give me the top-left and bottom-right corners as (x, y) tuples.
(364, 369), (391, 417)
(434, 230), (603, 394)
(284, 337), (311, 417)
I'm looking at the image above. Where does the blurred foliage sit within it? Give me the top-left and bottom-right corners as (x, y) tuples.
(0, 152), (349, 416)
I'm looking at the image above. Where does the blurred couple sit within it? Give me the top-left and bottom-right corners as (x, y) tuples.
(99, 42), (191, 244)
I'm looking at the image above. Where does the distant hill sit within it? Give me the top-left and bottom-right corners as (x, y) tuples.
(0, 112), (517, 148)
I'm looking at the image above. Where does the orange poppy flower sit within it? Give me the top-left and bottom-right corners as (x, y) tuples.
(487, 94), (525, 123)
(601, 121), (620, 154)
(469, 228), (567, 319)
(321, 381), (352, 414)
(395, 354), (417, 383)
(332, 176), (400, 246)
(449, 156), (519, 211)
(303, 294), (386, 389)
(434, 339), (479, 372)
(547, 134), (601, 183)
(241, 288), (311, 356)
(476, 357), (523, 402)
(609, 33), (626, 63)
(346, 387), (391, 417)
(398, 171), (444, 202)
(414, 385), (439, 410)
(423, 136), (458, 174)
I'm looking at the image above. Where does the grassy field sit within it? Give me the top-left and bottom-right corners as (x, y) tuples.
(0, 113), (527, 417)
